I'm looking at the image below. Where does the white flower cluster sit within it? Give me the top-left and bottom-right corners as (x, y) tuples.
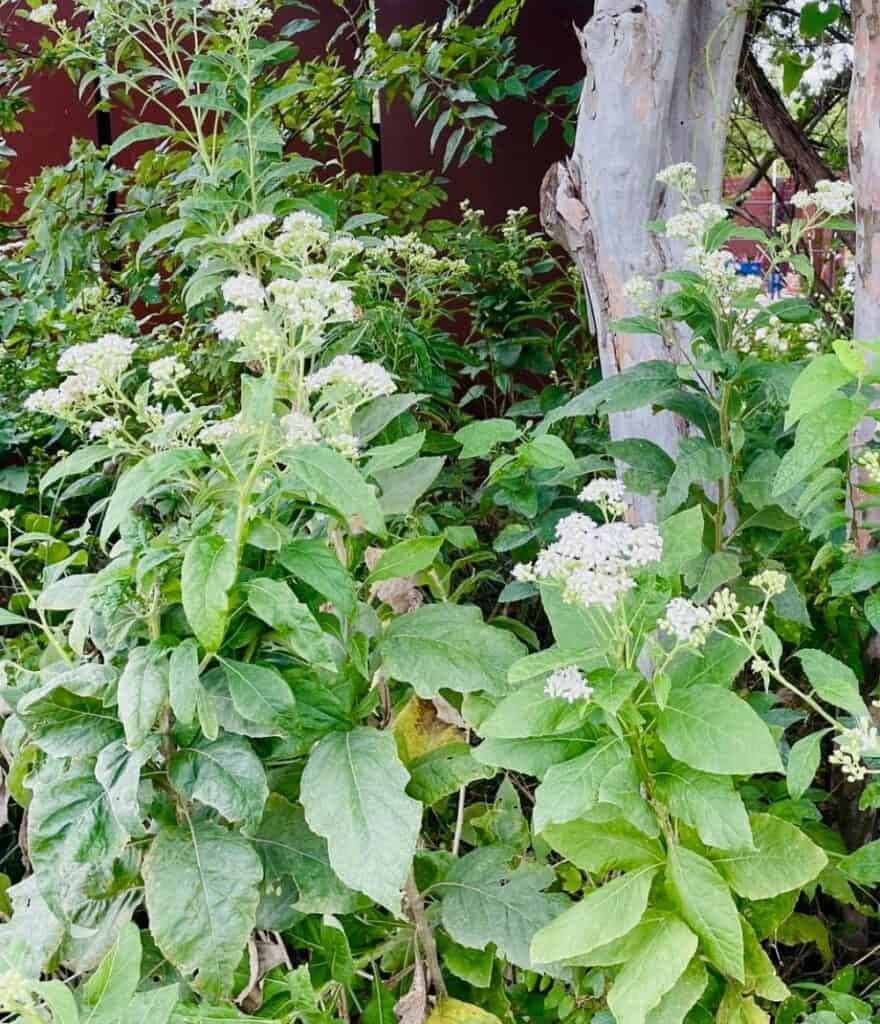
(274, 211), (332, 258)
(306, 354), (396, 399)
(751, 569), (787, 598)
(267, 272), (356, 329)
(830, 715), (880, 782)
(209, 0), (270, 18)
(225, 213), (275, 245)
(513, 512), (663, 612)
(666, 203), (728, 246)
(89, 415), (122, 440)
(28, 2), (55, 23)
(25, 334), (137, 417)
(368, 233), (468, 276)
(222, 273), (266, 308)
(791, 179), (854, 218)
(198, 415), (248, 447)
(623, 274), (655, 312)
(213, 308), (261, 342)
(857, 449), (880, 485)
(148, 355), (189, 396)
(545, 665), (594, 703)
(659, 597), (713, 645)
(656, 162), (698, 195)
(579, 478), (627, 519)
(281, 410), (321, 448)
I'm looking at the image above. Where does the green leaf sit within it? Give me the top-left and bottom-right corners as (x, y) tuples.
(368, 536), (444, 582)
(839, 838), (880, 883)
(427, 998), (502, 1024)
(300, 727), (421, 909)
(169, 638), (200, 726)
(666, 845), (744, 981)
(532, 737), (629, 833)
(741, 918), (789, 1001)
(246, 577), (336, 671)
(773, 396), (867, 496)
(830, 553), (880, 596)
(607, 915), (698, 1024)
(40, 444), (111, 493)
(437, 847), (566, 969)
(455, 418), (518, 459)
(81, 921), (140, 1023)
(36, 981), (80, 1024)
(658, 688), (783, 775)
(278, 539), (356, 618)
(251, 794), (355, 914)
(219, 658), (297, 732)
(182, 533), (238, 653)
(118, 643), (168, 749)
(352, 393), (425, 441)
(374, 456), (445, 515)
(101, 450), (205, 546)
(95, 737), (156, 836)
(797, 649), (866, 716)
(170, 734), (268, 830)
(644, 959), (708, 1024)
(28, 757), (128, 919)
(0, 607), (29, 626)
(17, 687), (122, 757)
(406, 744), (497, 804)
(363, 433), (426, 477)
(655, 764), (754, 851)
(610, 316), (662, 335)
(0, 877), (64, 976)
(713, 814), (828, 898)
(480, 679), (591, 741)
(143, 822), (262, 1000)
(382, 603), (525, 698)
(531, 867), (657, 964)
(787, 729), (830, 800)
(784, 354), (853, 430)
(659, 439), (729, 518)
(107, 121), (173, 158)
(543, 817), (664, 874)
(658, 506), (705, 575)
(287, 446), (384, 535)
(800, 1), (841, 37)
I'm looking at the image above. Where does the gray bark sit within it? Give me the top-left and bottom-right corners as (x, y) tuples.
(542, 0), (747, 516)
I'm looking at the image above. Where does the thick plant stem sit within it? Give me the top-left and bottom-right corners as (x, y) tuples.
(403, 872), (447, 1000)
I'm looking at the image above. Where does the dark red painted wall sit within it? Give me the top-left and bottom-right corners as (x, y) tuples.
(2, 0), (592, 221)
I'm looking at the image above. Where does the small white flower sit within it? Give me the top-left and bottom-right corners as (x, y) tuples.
(306, 354), (396, 398)
(750, 569), (787, 598)
(57, 333), (137, 380)
(281, 410), (321, 447)
(28, 2), (55, 24)
(221, 273), (265, 308)
(579, 478), (627, 518)
(89, 416), (122, 439)
(198, 415), (246, 446)
(660, 597), (712, 646)
(327, 432), (361, 458)
(224, 212), (275, 244)
(792, 180), (854, 218)
(656, 162), (698, 195)
(545, 666), (594, 703)
(148, 355), (189, 396)
(623, 275), (655, 311)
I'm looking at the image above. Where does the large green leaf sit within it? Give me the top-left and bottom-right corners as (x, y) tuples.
(246, 577), (335, 671)
(531, 867), (657, 964)
(368, 536), (444, 582)
(436, 847), (566, 970)
(100, 449), (205, 545)
(655, 763), (754, 851)
(95, 737), (157, 836)
(28, 757), (129, 919)
(118, 643), (168, 749)
(286, 445), (384, 535)
(278, 539), (356, 618)
(784, 354), (853, 430)
(219, 658), (297, 732)
(169, 735), (268, 830)
(531, 738), (630, 833)
(143, 821), (262, 1000)
(773, 395), (867, 496)
(712, 814), (828, 899)
(17, 687), (122, 757)
(665, 845), (744, 981)
(40, 444), (112, 493)
(786, 730), (831, 800)
(658, 689), (783, 776)
(169, 638), (200, 727)
(607, 915), (698, 1024)
(182, 534), (238, 653)
(251, 794), (357, 915)
(473, 733), (595, 778)
(300, 727), (421, 909)
(382, 603), (525, 698)
(0, 876), (64, 976)
(407, 744), (497, 804)
(80, 921), (141, 1024)
(797, 649), (866, 717)
(644, 959), (708, 1024)
(543, 817), (664, 875)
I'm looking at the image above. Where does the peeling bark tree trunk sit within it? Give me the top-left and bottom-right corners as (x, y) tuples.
(849, 2), (880, 554)
(541, 0), (747, 516)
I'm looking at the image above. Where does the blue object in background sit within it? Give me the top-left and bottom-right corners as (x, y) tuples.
(768, 269), (783, 298)
(736, 261), (763, 276)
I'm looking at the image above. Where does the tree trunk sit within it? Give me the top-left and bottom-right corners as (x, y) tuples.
(541, 0), (747, 519)
(849, 1), (880, 551)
